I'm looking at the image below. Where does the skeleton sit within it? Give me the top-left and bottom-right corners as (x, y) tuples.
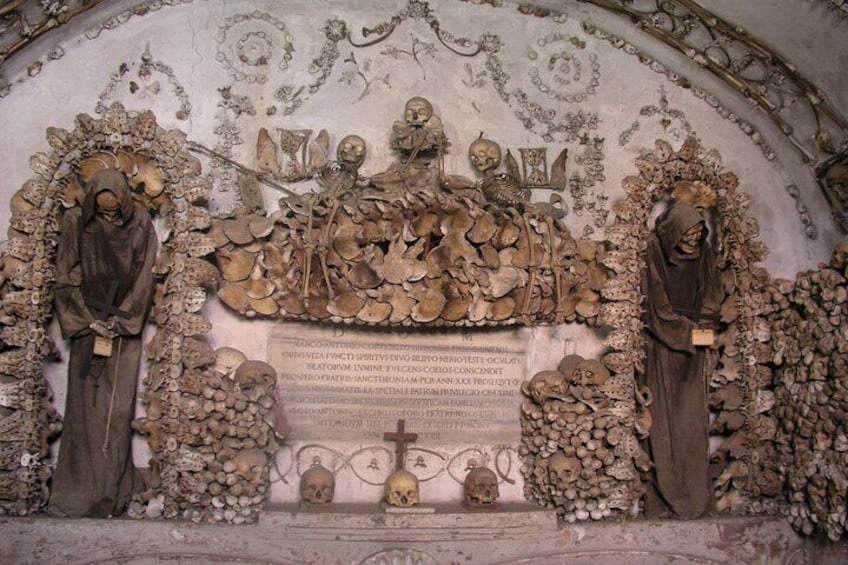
(337, 134), (367, 169)
(469, 138), (502, 177)
(317, 135), (367, 196)
(391, 96), (446, 155)
(384, 469), (419, 507)
(464, 466), (499, 505)
(300, 464), (335, 504)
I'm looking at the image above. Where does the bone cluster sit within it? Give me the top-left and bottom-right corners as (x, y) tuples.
(129, 349), (286, 524)
(213, 186), (607, 327)
(761, 240), (848, 540)
(519, 354), (648, 522)
(0, 180), (61, 514)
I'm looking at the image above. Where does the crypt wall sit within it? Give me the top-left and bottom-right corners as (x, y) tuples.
(0, 0), (847, 537)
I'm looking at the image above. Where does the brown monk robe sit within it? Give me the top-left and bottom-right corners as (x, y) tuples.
(49, 169), (157, 517)
(641, 200), (722, 519)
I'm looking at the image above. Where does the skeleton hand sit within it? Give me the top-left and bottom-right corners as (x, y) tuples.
(90, 320), (118, 339)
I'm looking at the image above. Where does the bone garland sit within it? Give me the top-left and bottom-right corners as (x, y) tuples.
(212, 186), (606, 327)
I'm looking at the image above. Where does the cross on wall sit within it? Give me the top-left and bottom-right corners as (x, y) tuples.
(383, 419), (418, 472)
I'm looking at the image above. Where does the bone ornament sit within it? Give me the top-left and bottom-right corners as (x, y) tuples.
(384, 469), (420, 507)
(299, 464), (335, 505)
(463, 466), (500, 506)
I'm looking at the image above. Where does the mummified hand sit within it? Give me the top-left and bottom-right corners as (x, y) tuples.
(89, 320), (118, 339)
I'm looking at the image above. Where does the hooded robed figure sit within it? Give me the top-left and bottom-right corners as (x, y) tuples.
(49, 169), (157, 517)
(641, 200), (722, 519)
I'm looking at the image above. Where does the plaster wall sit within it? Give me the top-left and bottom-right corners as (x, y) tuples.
(1, 0), (845, 506)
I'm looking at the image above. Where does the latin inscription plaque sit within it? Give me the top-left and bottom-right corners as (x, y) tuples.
(268, 324), (527, 442)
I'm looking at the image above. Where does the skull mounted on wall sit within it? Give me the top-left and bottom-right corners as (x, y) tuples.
(463, 466), (499, 505)
(299, 464), (335, 504)
(384, 469), (419, 507)
(336, 134), (367, 169)
(468, 138), (502, 176)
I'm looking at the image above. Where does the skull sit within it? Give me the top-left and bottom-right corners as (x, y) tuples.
(95, 190), (122, 224)
(403, 96), (433, 127)
(233, 359), (277, 390)
(468, 138), (502, 174)
(573, 359), (610, 387)
(548, 451), (581, 486)
(464, 466), (499, 505)
(557, 354), (584, 383)
(300, 464), (335, 504)
(384, 469), (419, 507)
(831, 238), (848, 271)
(336, 135), (367, 168)
(525, 370), (567, 404)
(212, 347), (248, 379)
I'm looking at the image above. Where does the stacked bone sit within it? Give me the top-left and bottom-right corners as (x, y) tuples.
(213, 186), (606, 327)
(0, 182), (62, 514)
(131, 347), (286, 524)
(519, 354), (649, 522)
(764, 239), (848, 540)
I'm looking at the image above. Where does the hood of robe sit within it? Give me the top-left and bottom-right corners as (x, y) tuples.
(656, 201), (707, 262)
(81, 169), (135, 226)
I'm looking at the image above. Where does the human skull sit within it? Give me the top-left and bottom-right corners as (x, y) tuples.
(830, 238), (848, 271)
(95, 190), (122, 224)
(233, 359), (277, 390)
(300, 465), (335, 504)
(574, 359), (610, 387)
(526, 370), (567, 404)
(548, 451), (581, 486)
(464, 466), (499, 505)
(468, 138), (502, 174)
(403, 96), (433, 127)
(336, 135), (367, 168)
(557, 354), (584, 383)
(212, 347), (248, 379)
(384, 469), (419, 507)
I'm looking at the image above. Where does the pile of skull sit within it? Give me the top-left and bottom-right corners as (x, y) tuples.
(761, 239), (848, 540)
(129, 346), (289, 523)
(299, 464), (501, 508)
(519, 354), (650, 522)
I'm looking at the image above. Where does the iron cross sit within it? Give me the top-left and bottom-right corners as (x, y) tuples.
(383, 419), (418, 472)
(84, 281), (133, 320)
